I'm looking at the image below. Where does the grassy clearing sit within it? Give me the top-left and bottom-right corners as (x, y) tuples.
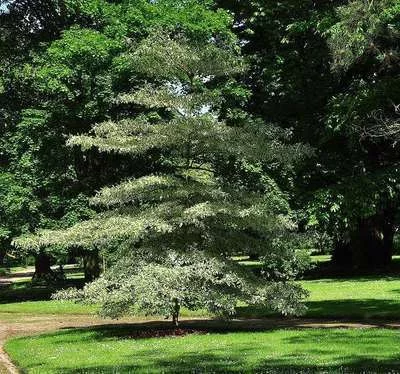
(6, 326), (400, 373)
(2, 256), (400, 323)
(233, 254), (400, 319)
(0, 301), (211, 322)
(0, 266), (28, 276)
(310, 254), (331, 263)
(0, 264), (81, 276)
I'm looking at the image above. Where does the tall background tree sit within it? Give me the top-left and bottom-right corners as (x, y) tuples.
(220, 0), (400, 270)
(307, 0), (400, 269)
(0, 0), (234, 276)
(5, 0), (400, 278)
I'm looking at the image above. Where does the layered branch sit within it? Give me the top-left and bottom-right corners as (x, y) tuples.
(128, 31), (244, 82)
(118, 85), (221, 115)
(70, 114), (311, 166)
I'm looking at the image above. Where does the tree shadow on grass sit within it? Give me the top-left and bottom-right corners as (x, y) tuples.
(305, 275), (400, 282)
(54, 360), (400, 374)
(237, 299), (400, 320)
(0, 279), (85, 303)
(41, 326), (400, 373)
(303, 254), (400, 280)
(305, 299), (400, 319)
(0, 284), (53, 303)
(46, 317), (400, 345)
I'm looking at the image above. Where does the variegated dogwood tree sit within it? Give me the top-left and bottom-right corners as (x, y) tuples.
(16, 32), (310, 325)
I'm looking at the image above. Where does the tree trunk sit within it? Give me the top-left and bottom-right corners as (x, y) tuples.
(33, 252), (53, 280)
(0, 239), (11, 266)
(333, 210), (395, 270)
(172, 298), (180, 327)
(248, 253), (259, 261)
(0, 248), (6, 266)
(83, 250), (101, 282)
(331, 237), (352, 269)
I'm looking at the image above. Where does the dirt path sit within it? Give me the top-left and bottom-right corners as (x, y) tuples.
(0, 314), (140, 374)
(2, 315), (400, 373)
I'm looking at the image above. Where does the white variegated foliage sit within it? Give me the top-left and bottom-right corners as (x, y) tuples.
(16, 33), (310, 322)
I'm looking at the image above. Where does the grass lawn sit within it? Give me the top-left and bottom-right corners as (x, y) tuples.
(303, 276), (400, 319)
(6, 325), (400, 373)
(310, 254), (331, 263)
(0, 300), (97, 316)
(0, 263), (81, 276)
(0, 301), (211, 322)
(4, 257), (400, 372)
(236, 275), (400, 320)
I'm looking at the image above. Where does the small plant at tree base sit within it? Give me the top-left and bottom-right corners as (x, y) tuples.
(17, 31), (310, 324)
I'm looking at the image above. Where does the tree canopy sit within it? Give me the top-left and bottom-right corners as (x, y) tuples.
(3, 0), (400, 320)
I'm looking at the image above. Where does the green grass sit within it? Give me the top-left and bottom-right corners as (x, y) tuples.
(0, 301), (97, 316)
(3, 274), (400, 319)
(303, 276), (400, 319)
(236, 275), (400, 320)
(4, 260), (400, 372)
(0, 266), (31, 275)
(3, 257), (400, 322)
(0, 301), (211, 322)
(235, 254), (332, 275)
(233, 254), (400, 320)
(0, 264), (82, 280)
(6, 326), (400, 373)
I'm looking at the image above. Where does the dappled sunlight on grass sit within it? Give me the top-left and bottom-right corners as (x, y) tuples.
(0, 301), (98, 316)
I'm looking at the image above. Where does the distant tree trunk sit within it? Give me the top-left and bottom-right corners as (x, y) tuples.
(0, 239), (10, 266)
(0, 248), (6, 266)
(83, 250), (101, 282)
(332, 209), (395, 270)
(331, 238), (352, 269)
(248, 252), (259, 261)
(33, 252), (53, 279)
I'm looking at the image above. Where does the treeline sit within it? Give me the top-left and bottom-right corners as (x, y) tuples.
(1, 0), (400, 280)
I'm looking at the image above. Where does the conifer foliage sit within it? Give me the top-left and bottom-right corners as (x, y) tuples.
(17, 32), (308, 324)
